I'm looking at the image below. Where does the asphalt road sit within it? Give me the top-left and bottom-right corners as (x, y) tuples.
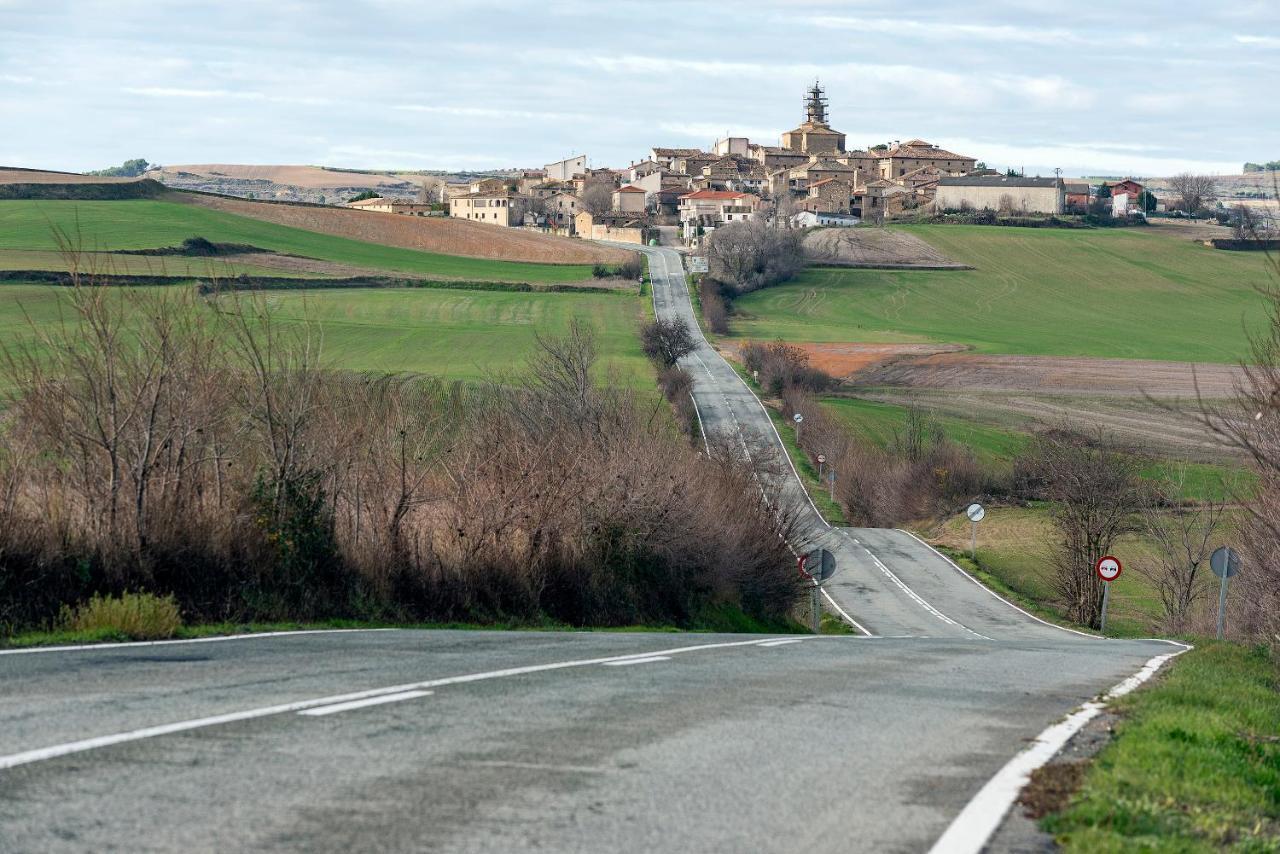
(0, 246), (1177, 853)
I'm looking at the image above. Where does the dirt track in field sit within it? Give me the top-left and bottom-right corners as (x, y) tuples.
(802, 228), (968, 268)
(169, 192), (633, 266)
(156, 164), (409, 190)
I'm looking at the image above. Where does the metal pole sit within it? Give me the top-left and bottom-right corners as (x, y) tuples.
(829, 469), (836, 502)
(818, 459), (824, 482)
(1100, 581), (1111, 633)
(811, 583), (821, 634)
(970, 520), (977, 560)
(1217, 573), (1228, 640)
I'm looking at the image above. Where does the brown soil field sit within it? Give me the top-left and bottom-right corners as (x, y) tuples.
(0, 168), (144, 185)
(843, 352), (1244, 460)
(156, 164), (416, 190)
(803, 228), (968, 268)
(857, 352), (1244, 398)
(789, 342), (966, 376)
(170, 192), (633, 265)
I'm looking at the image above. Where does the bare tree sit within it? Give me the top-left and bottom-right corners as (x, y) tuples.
(1169, 173), (1217, 214)
(1137, 466), (1229, 631)
(706, 218), (805, 293)
(580, 183), (614, 216)
(640, 318), (696, 367)
(1018, 430), (1146, 627)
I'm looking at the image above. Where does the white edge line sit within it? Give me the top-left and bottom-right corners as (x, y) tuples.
(298, 690), (433, 717)
(895, 528), (1102, 640)
(926, 644), (1192, 854)
(0, 636), (808, 771)
(601, 655), (672, 666)
(0, 628), (401, 657)
(820, 588), (873, 637)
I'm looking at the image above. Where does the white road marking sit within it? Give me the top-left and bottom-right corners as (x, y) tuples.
(927, 645), (1191, 854)
(298, 690), (433, 717)
(756, 639), (805, 647)
(0, 637), (799, 771)
(0, 628), (399, 657)
(844, 532), (991, 641)
(820, 589), (873, 636)
(601, 656), (672, 666)
(895, 528), (1101, 640)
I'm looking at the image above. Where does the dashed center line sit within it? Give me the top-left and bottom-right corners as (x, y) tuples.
(299, 690), (434, 717)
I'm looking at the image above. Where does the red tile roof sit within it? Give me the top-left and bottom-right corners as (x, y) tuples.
(615, 185), (646, 193)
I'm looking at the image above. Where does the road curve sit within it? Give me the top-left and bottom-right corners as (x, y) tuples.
(639, 244), (1082, 641)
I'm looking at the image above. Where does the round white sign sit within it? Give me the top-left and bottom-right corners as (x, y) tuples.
(793, 413), (803, 423)
(1096, 555), (1122, 582)
(817, 454), (826, 464)
(965, 503), (985, 522)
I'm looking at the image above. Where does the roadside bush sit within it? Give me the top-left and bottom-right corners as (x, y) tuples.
(617, 256), (642, 280)
(779, 388), (1001, 526)
(698, 276), (730, 334)
(741, 340), (836, 396)
(59, 592), (182, 640)
(0, 283), (802, 634)
(592, 263), (610, 278)
(641, 318), (696, 367)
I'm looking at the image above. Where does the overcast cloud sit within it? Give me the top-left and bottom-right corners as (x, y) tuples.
(1, 0), (1276, 176)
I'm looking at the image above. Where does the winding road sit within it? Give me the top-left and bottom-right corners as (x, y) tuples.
(0, 245), (1181, 853)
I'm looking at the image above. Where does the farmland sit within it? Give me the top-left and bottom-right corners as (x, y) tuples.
(732, 224), (1274, 363)
(0, 199), (607, 282)
(0, 283), (650, 385)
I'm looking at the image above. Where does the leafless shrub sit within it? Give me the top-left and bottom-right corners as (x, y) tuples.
(741, 341), (836, 396)
(580, 183), (614, 216)
(0, 275), (801, 632)
(698, 276), (730, 334)
(706, 219), (805, 294)
(1015, 429), (1146, 627)
(1136, 466), (1229, 633)
(641, 318), (696, 367)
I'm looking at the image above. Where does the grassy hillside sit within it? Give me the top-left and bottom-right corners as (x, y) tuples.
(0, 200), (596, 283)
(732, 225), (1274, 363)
(1, 284), (650, 384)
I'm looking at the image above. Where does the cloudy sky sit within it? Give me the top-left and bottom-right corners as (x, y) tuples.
(1, 0), (1277, 177)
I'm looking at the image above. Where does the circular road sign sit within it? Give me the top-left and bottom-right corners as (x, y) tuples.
(1096, 555), (1122, 582)
(793, 413), (804, 424)
(965, 503), (986, 523)
(817, 454), (826, 464)
(1210, 546), (1241, 579)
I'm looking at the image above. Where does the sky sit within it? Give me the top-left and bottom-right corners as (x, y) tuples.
(1, 0), (1277, 177)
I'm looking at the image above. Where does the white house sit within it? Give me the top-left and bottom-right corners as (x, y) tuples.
(792, 211), (861, 228)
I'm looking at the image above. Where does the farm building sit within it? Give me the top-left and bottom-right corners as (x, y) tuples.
(936, 175), (1065, 214)
(346, 197), (437, 215)
(449, 192), (518, 226)
(792, 211), (860, 227)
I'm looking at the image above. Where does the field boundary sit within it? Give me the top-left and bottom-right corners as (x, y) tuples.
(0, 269), (633, 295)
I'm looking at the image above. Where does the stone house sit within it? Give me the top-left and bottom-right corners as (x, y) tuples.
(346, 197), (436, 215)
(574, 211), (652, 245)
(935, 175), (1064, 214)
(546, 192), (581, 228)
(877, 140), (976, 180)
(651, 147), (702, 170)
(450, 192), (518, 226)
(469, 177), (509, 194)
(800, 177), (854, 214)
(613, 185), (647, 214)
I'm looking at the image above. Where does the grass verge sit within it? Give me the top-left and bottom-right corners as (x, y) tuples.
(1043, 642), (1280, 852)
(0, 605), (808, 649)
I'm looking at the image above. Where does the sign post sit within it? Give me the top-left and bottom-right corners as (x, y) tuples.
(965, 503), (985, 559)
(829, 467), (836, 501)
(1095, 555), (1122, 633)
(1209, 546), (1241, 640)
(799, 548), (837, 634)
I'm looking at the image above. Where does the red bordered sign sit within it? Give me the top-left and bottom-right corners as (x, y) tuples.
(1095, 555), (1122, 582)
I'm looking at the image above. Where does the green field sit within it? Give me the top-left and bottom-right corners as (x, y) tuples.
(0, 200), (595, 283)
(1, 284), (650, 384)
(732, 225), (1274, 363)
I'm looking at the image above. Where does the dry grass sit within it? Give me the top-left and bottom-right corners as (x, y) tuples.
(59, 592), (182, 640)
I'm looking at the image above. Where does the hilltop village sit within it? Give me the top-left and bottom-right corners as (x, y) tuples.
(339, 83), (1172, 246)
